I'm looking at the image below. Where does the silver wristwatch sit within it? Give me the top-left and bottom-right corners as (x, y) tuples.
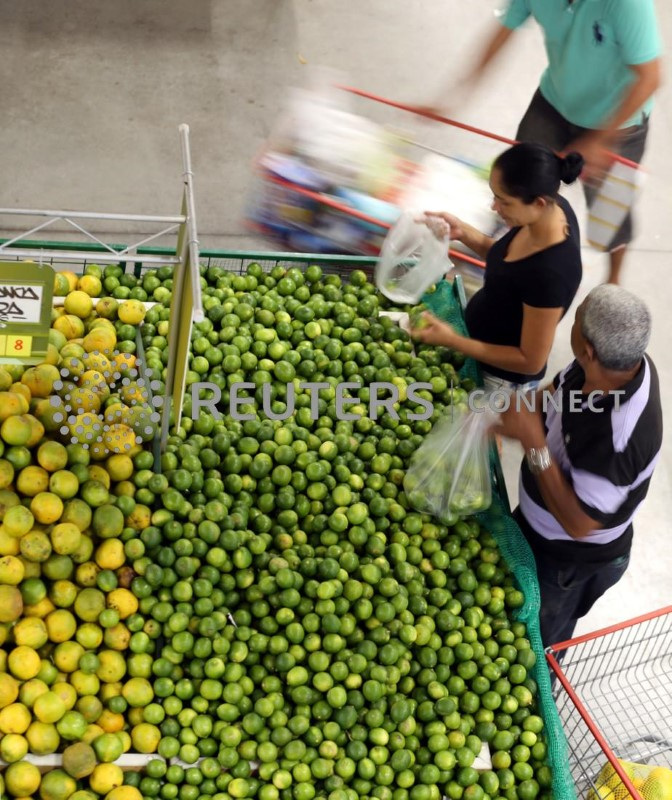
(526, 446), (552, 474)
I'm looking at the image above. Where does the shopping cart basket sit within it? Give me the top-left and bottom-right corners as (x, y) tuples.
(547, 606), (672, 799)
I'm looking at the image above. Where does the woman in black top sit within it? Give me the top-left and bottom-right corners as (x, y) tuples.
(413, 143), (584, 388)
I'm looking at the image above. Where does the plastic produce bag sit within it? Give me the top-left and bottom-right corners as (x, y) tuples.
(587, 759), (672, 800)
(404, 402), (497, 521)
(375, 212), (452, 304)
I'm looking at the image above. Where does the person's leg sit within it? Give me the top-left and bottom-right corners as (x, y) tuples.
(516, 89), (575, 151)
(583, 118), (650, 284)
(534, 551), (631, 649)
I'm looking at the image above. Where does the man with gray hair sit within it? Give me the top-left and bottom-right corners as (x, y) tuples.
(498, 285), (662, 647)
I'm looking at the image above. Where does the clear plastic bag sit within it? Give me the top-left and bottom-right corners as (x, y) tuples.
(375, 212), (452, 304)
(404, 403), (497, 521)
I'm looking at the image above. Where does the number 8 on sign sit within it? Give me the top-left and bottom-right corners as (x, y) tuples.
(7, 335), (32, 357)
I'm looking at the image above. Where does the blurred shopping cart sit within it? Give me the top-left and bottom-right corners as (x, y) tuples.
(547, 606), (672, 800)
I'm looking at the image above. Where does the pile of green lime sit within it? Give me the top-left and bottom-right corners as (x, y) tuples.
(120, 263), (554, 800)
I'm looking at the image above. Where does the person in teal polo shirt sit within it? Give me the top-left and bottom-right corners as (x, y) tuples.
(423, 0), (662, 285)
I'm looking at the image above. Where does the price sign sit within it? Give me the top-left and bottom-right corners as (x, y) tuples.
(0, 262), (54, 365)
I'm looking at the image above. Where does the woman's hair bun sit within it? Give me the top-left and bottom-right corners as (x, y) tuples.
(559, 151), (584, 184)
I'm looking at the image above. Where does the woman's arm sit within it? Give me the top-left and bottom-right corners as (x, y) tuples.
(414, 304), (564, 376)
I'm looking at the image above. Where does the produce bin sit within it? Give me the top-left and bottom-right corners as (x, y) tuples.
(546, 606), (672, 800)
(1, 241), (575, 799)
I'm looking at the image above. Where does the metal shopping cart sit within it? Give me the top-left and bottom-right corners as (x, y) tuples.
(546, 606), (672, 800)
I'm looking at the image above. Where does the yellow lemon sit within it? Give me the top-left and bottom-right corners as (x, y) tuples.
(106, 789), (143, 800)
(0, 585), (23, 623)
(46, 609), (77, 643)
(64, 290), (94, 319)
(53, 641), (85, 673)
(96, 650), (126, 683)
(3, 504), (35, 537)
(88, 465), (111, 488)
(95, 297), (119, 320)
(106, 588), (138, 619)
(0, 391), (29, 421)
(49, 470), (80, 500)
(130, 722), (161, 753)
(0, 554), (25, 584)
(82, 723), (105, 743)
(50, 522), (82, 555)
(37, 441), (69, 472)
(21, 364), (60, 398)
(53, 313), (86, 340)
(25, 720), (61, 755)
(0, 458), (14, 489)
(95, 539), (125, 570)
(16, 465), (49, 496)
(0, 672), (20, 709)
(77, 275), (102, 297)
(61, 498), (92, 532)
(0, 702), (32, 734)
(14, 616), (49, 649)
(104, 623), (131, 651)
(90, 763), (124, 795)
(82, 327), (117, 355)
(105, 454), (133, 482)
(38, 768), (77, 800)
(8, 645), (41, 679)
(0, 528), (21, 556)
(31, 492), (64, 525)
(0, 731), (28, 762)
(20, 530), (52, 563)
(117, 299), (146, 325)
(51, 681), (77, 711)
(4, 761), (42, 797)
(33, 690), (67, 724)
(23, 596), (56, 619)
(18, 677), (49, 708)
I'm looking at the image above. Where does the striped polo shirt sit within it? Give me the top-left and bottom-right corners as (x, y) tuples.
(519, 355), (663, 561)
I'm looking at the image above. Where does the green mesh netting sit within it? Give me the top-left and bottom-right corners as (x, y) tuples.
(424, 278), (577, 800)
(422, 279), (482, 385)
(477, 498), (577, 800)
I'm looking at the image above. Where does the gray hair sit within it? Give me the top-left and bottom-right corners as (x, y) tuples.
(581, 285), (651, 371)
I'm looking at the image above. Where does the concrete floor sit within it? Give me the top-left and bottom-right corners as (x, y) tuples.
(0, 0), (670, 636)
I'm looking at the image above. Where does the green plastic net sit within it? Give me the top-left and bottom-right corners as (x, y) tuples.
(422, 279), (481, 385)
(423, 278), (577, 800)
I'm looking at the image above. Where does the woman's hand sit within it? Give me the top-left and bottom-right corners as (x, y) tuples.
(424, 211), (464, 242)
(410, 312), (458, 347)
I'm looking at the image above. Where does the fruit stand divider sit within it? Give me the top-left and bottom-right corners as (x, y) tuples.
(0, 242), (575, 797)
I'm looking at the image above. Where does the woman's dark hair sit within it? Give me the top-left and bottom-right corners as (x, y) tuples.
(492, 142), (584, 204)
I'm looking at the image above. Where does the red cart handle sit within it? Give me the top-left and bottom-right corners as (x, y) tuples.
(265, 174), (486, 269)
(339, 85), (642, 170)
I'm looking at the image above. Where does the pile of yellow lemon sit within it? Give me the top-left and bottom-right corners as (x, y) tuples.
(0, 268), (159, 797)
(588, 760), (672, 800)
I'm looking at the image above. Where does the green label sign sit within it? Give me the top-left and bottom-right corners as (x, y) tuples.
(0, 261), (55, 365)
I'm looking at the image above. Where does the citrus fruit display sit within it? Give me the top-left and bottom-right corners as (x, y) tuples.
(0, 261), (556, 800)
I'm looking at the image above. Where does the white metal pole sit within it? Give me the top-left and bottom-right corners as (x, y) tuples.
(179, 123), (204, 323)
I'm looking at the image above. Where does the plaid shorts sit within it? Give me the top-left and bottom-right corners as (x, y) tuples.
(516, 89), (649, 250)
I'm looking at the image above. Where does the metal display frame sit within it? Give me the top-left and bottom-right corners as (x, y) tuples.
(0, 124), (202, 453)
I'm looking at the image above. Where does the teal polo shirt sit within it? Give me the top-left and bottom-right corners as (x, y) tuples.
(503, 0), (662, 129)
